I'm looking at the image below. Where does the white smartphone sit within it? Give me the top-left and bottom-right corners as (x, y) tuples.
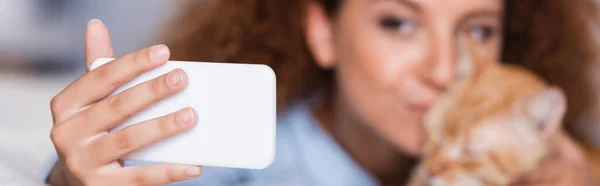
(90, 58), (276, 170)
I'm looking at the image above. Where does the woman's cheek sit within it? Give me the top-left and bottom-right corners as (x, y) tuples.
(336, 33), (411, 112)
(336, 32), (430, 153)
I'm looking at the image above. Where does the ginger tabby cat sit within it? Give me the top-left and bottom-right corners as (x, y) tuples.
(408, 35), (567, 186)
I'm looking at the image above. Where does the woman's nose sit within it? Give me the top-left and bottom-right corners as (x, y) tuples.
(427, 58), (453, 92)
(421, 40), (456, 94)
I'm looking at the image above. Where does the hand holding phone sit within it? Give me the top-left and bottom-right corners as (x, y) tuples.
(48, 19), (275, 186)
(91, 58), (276, 170)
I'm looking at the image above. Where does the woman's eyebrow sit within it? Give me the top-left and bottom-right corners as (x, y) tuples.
(377, 0), (423, 12)
(464, 9), (502, 19)
(456, 9), (502, 31)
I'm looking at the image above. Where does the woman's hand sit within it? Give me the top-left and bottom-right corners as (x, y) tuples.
(47, 19), (202, 186)
(510, 131), (600, 186)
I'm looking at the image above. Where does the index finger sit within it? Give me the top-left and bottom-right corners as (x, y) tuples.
(85, 19), (114, 70)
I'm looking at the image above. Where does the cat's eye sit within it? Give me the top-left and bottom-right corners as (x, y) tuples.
(379, 15), (417, 35)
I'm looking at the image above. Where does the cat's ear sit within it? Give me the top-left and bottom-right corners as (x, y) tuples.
(525, 87), (566, 138)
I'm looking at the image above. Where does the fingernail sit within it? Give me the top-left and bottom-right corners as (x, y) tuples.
(177, 109), (194, 126)
(88, 18), (102, 26)
(149, 44), (170, 63)
(185, 166), (201, 177)
(167, 70), (183, 86)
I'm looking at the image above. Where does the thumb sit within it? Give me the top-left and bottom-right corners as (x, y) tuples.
(85, 19), (114, 70)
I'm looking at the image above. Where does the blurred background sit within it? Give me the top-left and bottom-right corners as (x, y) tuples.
(0, 0), (180, 184)
(0, 0), (599, 185)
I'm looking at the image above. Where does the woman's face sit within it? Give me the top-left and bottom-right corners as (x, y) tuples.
(307, 0), (503, 154)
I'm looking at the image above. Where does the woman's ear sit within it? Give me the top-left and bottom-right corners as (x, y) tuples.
(304, 0), (336, 69)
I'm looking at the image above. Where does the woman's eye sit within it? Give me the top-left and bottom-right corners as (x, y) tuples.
(379, 16), (416, 35)
(468, 26), (495, 42)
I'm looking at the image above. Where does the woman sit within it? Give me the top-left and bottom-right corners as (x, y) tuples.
(46, 0), (600, 185)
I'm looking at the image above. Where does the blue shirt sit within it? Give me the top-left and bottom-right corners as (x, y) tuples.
(43, 103), (378, 186)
